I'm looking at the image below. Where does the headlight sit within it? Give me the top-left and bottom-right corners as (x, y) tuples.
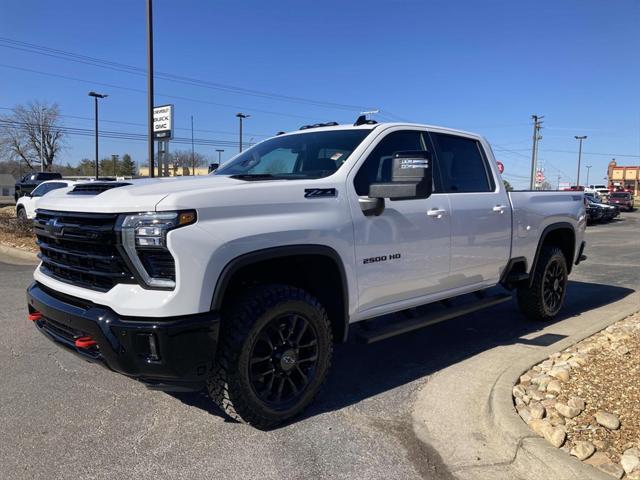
(117, 210), (196, 289)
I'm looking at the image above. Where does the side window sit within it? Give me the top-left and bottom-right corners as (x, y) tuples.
(354, 130), (423, 196)
(431, 133), (494, 193)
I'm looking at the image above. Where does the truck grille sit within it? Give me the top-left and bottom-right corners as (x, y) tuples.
(34, 210), (135, 292)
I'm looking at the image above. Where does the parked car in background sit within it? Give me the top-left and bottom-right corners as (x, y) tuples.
(585, 201), (604, 224)
(14, 172), (63, 201)
(584, 191), (603, 203)
(586, 196), (618, 221)
(608, 191), (634, 211)
(589, 184), (610, 202)
(16, 180), (76, 219)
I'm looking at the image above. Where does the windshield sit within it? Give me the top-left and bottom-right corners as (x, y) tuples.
(215, 129), (372, 179)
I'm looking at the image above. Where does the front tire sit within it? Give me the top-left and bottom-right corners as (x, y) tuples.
(517, 246), (568, 321)
(16, 207), (27, 220)
(208, 285), (332, 428)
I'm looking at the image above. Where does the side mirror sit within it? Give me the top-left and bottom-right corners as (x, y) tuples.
(208, 163), (219, 173)
(368, 151), (432, 200)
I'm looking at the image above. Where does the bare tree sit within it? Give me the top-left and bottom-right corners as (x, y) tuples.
(0, 101), (65, 171)
(169, 149), (206, 175)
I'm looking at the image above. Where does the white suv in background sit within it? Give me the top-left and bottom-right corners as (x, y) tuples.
(16, 180), (76, 220)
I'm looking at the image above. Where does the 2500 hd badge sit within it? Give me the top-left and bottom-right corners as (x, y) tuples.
(363, 253), (401, 264)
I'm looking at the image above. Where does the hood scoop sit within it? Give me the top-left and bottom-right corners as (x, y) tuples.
(69, 182), (131, 195)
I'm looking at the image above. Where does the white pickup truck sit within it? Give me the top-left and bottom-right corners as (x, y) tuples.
(27, 119), (586, 428)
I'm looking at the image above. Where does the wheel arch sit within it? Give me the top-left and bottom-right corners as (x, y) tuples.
(528, 222), (576, 285)
(211, 245), (350, 343)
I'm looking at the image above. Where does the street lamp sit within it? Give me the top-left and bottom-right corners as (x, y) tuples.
(574, 135), (587, 187)
(216, 149), (224, 164)
(88, 91), (108, 179)
(236, 113), (250, 152)
(585, 165), (592, 187)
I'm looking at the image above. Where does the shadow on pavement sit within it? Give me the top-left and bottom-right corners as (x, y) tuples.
(171, 280), (634, 426)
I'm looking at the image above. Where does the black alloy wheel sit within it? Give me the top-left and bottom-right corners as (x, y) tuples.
(542, 258), (566, 315)
(249, 313), (319, 407)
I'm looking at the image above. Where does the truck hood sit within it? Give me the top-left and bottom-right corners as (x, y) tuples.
(36, 175), (244, 213)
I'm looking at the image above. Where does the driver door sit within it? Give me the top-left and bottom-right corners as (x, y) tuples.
(348, 129), (451, 318)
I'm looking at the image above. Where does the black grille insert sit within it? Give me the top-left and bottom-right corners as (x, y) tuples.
(34, 210), (135, 292)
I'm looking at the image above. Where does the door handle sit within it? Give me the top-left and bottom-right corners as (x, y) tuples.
(492, 205), (507, 214)
(427, 208), (446, 218)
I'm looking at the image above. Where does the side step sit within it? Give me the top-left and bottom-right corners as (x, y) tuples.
(356, 293), (512, 344)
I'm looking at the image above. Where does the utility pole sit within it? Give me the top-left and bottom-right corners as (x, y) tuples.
(529, 114), (544, 190)
(236, 113), (250, 152)
(112, 154), (119, 177)
(575, 136), (587, 187)
(557, 175), (561, 190)
(147, 0), (155, 177)
(88, 91), (108, 180)
(585, 165), (592, 187)
(191, 115), (195, 175)
(216, 149), (224, 165)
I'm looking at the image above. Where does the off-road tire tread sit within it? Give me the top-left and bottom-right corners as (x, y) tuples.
(517, 246), (567, 321)
(207, 284), (332, 428)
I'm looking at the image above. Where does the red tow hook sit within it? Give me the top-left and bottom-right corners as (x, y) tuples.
(28, 312), (42, 322)
(75, 336), (97, 349)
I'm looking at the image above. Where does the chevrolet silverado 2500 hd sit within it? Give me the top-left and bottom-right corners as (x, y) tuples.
(27, 120), (586, 428)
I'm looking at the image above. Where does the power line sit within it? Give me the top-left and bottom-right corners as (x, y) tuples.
(0, 63), (324, 122)
(0, 37), (375, 112)
(0, 106), (270, 138)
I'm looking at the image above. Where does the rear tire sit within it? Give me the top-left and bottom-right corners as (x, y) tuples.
(208, 284), (332, 429)
(517, 246), (568, 321)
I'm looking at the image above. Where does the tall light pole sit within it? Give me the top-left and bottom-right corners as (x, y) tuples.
(147, 0), (155, 177)
(585, 165), (592, 187)
(216, 149), (224, 164)
(39, 106), (45, 172)
(574, 135), (587, 187)
(236, 113), (250, 152)
(88, 91), (108, 180)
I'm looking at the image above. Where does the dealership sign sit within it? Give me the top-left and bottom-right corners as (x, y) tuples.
(153, 104), (173, 140)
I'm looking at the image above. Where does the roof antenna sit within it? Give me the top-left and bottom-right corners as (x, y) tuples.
(354, 109), (380, 126)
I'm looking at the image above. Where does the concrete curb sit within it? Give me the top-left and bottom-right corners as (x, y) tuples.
(0, 243), (38, 263)
(487, 305), (640, 480)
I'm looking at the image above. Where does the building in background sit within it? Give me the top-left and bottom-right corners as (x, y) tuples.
(0, 174), (16, 199)
(607, 159), (639, 196)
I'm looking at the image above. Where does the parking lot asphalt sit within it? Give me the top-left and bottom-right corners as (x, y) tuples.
(1, 212), (638, 480)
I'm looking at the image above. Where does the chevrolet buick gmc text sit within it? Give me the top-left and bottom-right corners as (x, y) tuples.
(27, 119), (587, 427)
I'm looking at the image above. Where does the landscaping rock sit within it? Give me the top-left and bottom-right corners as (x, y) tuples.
(529, 402), (545, 420)
(528, 418), (553, 438)
(621, 454), (640, 475)
(570, 441), (595, 461)
(544, 427), (566, 448)
(548, 367), (570, 382)
(585, 452), (611, 467)
(567, 397), (585, 412)
(595, 411), (621, 430)
(546, 379), (562, 394)
(555, 402), (581, 419)
(624, 448), (640, 458)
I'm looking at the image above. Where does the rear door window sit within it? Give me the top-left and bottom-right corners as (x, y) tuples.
(430, 133), (494, 193)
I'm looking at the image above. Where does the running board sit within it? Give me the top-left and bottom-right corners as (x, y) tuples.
(356, 293), (512, 344)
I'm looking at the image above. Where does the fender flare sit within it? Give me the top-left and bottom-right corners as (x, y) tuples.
(528, 222), (576, 286)
(210, 244), (351, 342)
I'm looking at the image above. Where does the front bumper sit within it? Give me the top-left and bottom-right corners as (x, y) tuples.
(27, 282), (220, 391)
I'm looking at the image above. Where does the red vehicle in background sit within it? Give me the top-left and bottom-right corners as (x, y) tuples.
(609, 191), (634, 211)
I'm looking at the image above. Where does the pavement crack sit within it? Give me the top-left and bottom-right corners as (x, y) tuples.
(47, 350), (78, 374)
(132, 407), (160, 456)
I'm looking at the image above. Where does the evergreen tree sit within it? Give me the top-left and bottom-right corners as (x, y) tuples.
(119, 153), (136, 176)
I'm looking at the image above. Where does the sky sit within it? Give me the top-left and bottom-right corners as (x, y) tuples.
(1, 0), (639, 188)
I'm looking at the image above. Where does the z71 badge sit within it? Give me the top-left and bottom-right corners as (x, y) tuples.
(304, 188), (337, 198)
